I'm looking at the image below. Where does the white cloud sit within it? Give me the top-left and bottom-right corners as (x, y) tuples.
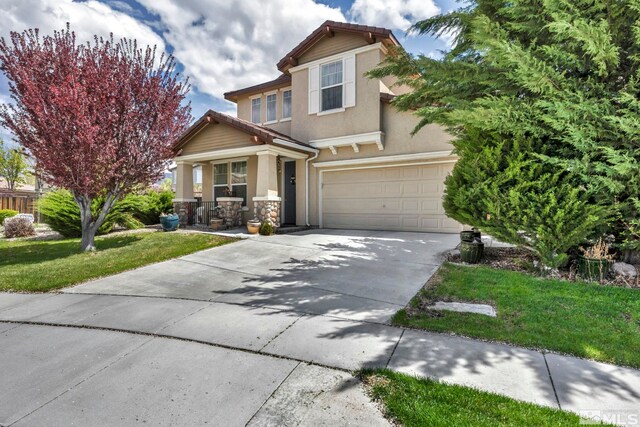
(0, 0), (165, 51)
(349, 0), (440, 33)
(135, 0), (345, 98)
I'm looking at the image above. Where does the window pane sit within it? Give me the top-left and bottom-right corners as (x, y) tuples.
(251, 98), (261, 123)
(266, 94), (277, 122)
(321, 60), (342, 88)
(231, 161), (247, 184)
(214, 186), (227, 202)
(213, 163), (228, 185)
(232, 184), (247, 206)
(282, 90), (292, 118)
(322, 85), (343, 111)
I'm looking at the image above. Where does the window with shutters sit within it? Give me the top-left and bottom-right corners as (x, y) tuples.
(309, 53), (355, 115)
(320, 60), (343, 111)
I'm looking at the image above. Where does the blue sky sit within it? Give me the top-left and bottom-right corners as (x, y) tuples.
(0, 0), (462, 145)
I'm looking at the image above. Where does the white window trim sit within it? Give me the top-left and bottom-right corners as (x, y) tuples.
(265, 91), (279, 123)
(250, 97), (262, 124)
(213, 160), (248, 205)
(281, 88), (292, 120)
(317, 107), (345, 116)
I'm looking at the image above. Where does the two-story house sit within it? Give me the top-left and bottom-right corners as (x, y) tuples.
(172, 21), (460, 233)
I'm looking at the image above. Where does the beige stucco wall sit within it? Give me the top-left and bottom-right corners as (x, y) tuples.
(290, 48), (382, 142)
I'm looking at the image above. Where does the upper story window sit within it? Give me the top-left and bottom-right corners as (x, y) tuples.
(320, 60), (343, 111)
(266, 93), (277, 122)
(282, 90), (292, 119)
(251, 98), (261, 124)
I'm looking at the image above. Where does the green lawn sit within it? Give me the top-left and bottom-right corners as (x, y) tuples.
(393, 263), (640, 368)
(360, 369), (611, 427)
(0, 231), (235, 292)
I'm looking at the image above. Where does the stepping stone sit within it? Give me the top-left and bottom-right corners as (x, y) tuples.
(431, 301), (496, 317)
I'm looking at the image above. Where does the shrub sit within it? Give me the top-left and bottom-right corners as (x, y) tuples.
(0, 209), (18, 225)
(444, 137), (609, 270)
(39, 190), (143, 237)
(4, 216), (35, 238)
(126, 190), (174, 225)
(259, 221), (274, 236)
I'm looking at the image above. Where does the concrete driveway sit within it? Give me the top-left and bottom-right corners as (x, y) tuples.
(3, 229), (637, 425)
(65, 229), (459, 323)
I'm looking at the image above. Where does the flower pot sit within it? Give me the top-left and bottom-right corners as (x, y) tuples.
(210, 218), (225, 231)
(460, 230), (475, 242)
(159, 214), (179, 232)
(578, 256), (612, 282)
(460, 240), (484, 264)
(246, 220), (261, 235)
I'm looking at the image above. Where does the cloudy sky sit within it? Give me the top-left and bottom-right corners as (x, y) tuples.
(0, 0), (460, 145)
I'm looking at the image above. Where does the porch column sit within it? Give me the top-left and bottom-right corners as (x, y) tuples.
(253, 149), (281, 227)
(201, 163), (213, 202)
(174, 161), (196, 225)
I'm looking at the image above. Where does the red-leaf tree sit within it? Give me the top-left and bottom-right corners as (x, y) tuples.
(0, 26), (191, 250)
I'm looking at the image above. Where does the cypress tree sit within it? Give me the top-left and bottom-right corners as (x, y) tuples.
(370, 0), (640, 267)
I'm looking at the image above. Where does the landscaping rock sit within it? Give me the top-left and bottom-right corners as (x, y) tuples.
(613, 262), (637, 278)
(430, 301), (497, 317)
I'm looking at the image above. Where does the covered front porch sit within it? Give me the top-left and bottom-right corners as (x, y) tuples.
(173, 144), (309, 229)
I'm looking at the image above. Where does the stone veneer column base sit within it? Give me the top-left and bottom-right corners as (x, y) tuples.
(253, 196), (281, 228)
(173, 199), (196, 226)
(216, 197), (244, 228)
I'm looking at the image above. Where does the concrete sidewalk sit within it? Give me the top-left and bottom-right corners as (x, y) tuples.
(1, 292), (639, 425)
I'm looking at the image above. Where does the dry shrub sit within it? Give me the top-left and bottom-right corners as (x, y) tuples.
(4, 216), (36, 238)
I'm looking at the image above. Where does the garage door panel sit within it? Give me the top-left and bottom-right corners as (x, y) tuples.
(322, 163), (459, 233)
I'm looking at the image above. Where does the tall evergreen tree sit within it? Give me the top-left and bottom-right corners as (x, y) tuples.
(370, 0), (640, 267)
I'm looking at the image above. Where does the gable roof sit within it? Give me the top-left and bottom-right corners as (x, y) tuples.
(277, 20), (400, 72)
(224, 74), (291, 102)
(173, 110), (313, 154)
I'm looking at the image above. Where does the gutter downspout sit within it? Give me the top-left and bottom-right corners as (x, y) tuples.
(305, 149), (320, 227)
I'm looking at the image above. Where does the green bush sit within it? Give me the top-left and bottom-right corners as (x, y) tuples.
(126, 190), (174, 225)
(444, 137), (609, 270)
(259, 221), (274, 236)
(39, 190), (144, 237)
(0, 209), (18, 225)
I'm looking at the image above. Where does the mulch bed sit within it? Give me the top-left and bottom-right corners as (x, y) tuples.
(447, 245), (640, 289)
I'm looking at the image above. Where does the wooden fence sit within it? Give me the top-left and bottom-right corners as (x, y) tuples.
(0, 191), (40, 218)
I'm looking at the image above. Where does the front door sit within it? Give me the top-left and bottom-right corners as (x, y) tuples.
(283, 161), (296, 225)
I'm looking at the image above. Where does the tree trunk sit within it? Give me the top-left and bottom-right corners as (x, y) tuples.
(74, 192), (118, 252)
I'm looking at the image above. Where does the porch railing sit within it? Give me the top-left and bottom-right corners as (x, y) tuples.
(178, 201), (217, 226)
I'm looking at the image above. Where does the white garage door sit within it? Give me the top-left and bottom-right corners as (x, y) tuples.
(321, 163), (460, 233)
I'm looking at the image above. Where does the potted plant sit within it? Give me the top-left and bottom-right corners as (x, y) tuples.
(578, 238), (614, 282)
(159, 212), (179, 232)
(210, 205), (225, 231)
(259, 221), (274, 236)
(247, 218), (261, 234)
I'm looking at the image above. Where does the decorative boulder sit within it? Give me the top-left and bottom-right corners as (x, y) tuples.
(612, 262), (637, 279)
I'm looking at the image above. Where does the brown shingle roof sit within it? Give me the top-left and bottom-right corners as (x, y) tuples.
(277, 20), (400, 72)
(173, 110), (314, 154)
(224, 74), (291, 102)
